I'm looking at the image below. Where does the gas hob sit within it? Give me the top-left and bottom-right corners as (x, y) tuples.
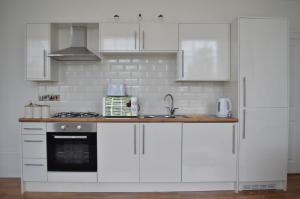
(51, 112), (100, 118)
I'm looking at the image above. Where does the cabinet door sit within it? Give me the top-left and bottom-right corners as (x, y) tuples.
(26, 23), (51, 80)
(239, 108), (288, 182)
(100, 23), (139, 51)
(178, 23), (230, 81)
(239, 18), (288, 108)
(182, 123), (237, 182)
(139, 23), (178, 51)
(23, 158), (47, 182)
(98, 123), (139, 182)
(140, 123), (181, 182)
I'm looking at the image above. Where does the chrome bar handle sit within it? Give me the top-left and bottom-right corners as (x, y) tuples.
(23, 128), (43, 130)
(142, 124), (145, 155)
(24, 140), (43, 143)
(243, 77), (246, 107)
(134, 124), (137, 155)
(243, 109), (246, 139)
(54, 136), (87, 139)
(24, 164), (44, 167)
(182, 50), (184, 78)
(232, 125), (236, 154)
(134, 31), (137, 50)
(142, 31), (145, 50)
(43, 49), (46, 78)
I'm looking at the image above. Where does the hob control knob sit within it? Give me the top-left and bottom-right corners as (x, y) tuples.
(76, 125), (82, 130)
(60, 125), (66, 130)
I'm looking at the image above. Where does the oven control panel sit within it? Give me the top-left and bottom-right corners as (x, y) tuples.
(47, 123), (96, 132)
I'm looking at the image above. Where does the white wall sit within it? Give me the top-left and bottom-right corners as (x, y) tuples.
(1, 0), (300, 177)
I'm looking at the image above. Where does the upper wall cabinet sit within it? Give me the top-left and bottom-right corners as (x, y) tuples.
(178, 23), (230, 81)
(26, 23), (58, 81)
(100, 23), (139, 51)
(139, 23), (178, 51)
(99, 22), (178, 51)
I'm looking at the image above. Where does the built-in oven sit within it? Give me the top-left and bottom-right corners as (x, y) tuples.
(46, 123), (97, 182)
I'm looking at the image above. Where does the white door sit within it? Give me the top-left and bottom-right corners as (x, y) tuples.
(97, 123), (139, 182)
(239, 18), (288, 108)
(178, 23), (230, 81)
(139, 23), (178, 51)
(100, 23), (139, 51)
(239, 108), (288, 182)
(288, 33), (300, 173)
(139, 123), (182, 182)
(26, 23), (51, 80)
(182, 123), (237, 182)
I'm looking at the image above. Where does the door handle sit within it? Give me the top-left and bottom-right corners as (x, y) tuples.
(142, 31), (145, 50)
(23, 128), (43, 131)
(182, 50), (184, 78)
(243, 77), (246, 107)
(232, 125), (236, 154)
(24, 163), (44, 167)
(134, 124), (137, 155)
(43, 49), (47, 78)
(142, 124), (145, 155)
(243, 109), (246, 139)
(134, 31), (137, 50)
(24, 140), (44, 143)
(53, 136), (87, 139)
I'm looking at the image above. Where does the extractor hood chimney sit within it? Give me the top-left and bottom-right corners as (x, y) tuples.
(48, 25), (101, 61)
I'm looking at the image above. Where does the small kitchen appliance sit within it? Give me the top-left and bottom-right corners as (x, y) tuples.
(107, 83), (126, 96)
(102, 96), (138, 117)
(216, 97), (232, 118)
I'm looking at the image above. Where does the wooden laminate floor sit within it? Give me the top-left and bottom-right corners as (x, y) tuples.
(0, 175), (300, 199)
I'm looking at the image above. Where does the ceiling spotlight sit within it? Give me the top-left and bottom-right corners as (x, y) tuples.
(158, 14), (164, 21)
(138, 13), (143, 21)
(113, 14), (120, 21)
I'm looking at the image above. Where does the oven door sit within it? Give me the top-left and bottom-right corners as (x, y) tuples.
(47, 132), (97, 172)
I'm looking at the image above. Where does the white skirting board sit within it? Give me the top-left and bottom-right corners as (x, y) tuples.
(23, 182), (237, 192)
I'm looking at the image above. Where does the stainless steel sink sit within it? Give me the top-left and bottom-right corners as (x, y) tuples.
(141, 115), (189, 118)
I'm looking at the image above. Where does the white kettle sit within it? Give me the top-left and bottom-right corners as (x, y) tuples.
(216, 97), (232, 118)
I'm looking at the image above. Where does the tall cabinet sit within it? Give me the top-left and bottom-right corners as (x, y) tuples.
(26, 23), (58, 81)
(231, 17), (289, 190)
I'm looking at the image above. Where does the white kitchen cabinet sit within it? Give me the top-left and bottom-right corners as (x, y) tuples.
(182, 123), (237, 182)
(23, 158), (47, 182)
(239, 18), (288, 108)
(239, 108), (288, 182)
(26, 23), (57, 81)
(22, 134), (46, 159)
(98, 122), (181, 183)
(98, 123), (139, 182)
(139, 23), (178, 51)
(178, 23), (230, 81)
(100, 23), (139, 51)
(139, 123), (182, 182)
(230, 17), (289, 190)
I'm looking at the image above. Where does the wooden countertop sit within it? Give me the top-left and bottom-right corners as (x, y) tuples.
(19, 115), (238, 123)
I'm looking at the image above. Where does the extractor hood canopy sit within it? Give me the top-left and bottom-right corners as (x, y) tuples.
(48, 25), (101, 61)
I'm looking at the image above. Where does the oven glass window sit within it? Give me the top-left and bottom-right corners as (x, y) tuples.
(47, 133), (97, 172)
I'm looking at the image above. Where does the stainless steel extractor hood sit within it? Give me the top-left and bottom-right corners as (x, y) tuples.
(48, 25), (101, 61)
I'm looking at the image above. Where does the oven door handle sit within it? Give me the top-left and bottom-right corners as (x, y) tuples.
(53, 136), (88, 139)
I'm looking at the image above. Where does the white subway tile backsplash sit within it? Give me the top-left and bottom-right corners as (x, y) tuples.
(38, 55), (225, 115)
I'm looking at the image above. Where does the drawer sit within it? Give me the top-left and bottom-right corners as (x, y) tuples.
(23, 135), (46, 158)
(22, 123), (46, 135)
(23, 158), (47, 182)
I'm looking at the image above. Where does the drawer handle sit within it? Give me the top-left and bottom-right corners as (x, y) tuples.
(23, 128), (43, 130)
(24, 140), (44, 143)
(24, 164), (44, 167)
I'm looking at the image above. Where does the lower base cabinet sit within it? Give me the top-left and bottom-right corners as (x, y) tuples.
(182, 123), (237, 182)
(139, 123), (182, 182)
(98, 123), (140, 182)
(97, 123), (182, 182)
